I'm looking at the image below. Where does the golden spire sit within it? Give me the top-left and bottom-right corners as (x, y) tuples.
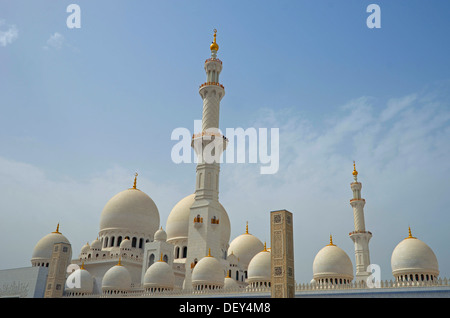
(52, 223), (61, 234)
(245, 221), (249, 234)
(80, 262), (85, 270)
(406, 226), (416, 239)
(327, 234), (336, 246)
(117, 257), (122, 266)
(352, 161), (358, 176)
(263, 242), (267, 252)
(210, 29), (219, 51)
(132, 172), (138, 189)
(159, 253), (163, 262)
(207, 248), (211, 257)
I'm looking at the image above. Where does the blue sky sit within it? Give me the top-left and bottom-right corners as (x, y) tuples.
(1, 0), (449, 284)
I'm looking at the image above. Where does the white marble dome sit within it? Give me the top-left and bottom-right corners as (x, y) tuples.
(224, 276), (239, 290)
(191, 251), (225, 288)
(143, 259), (175, 290)
(90, 238), (101, 250)
(31, 225), (71, 266)
(80, 242), (90, 254)
(391, 228), (439, 281)
(154, 227), (167, 242)
(99, 188), (160, 237)
(65, 264), (94, 295)
(119, 237), (132, 250)
(227, 225), (264, 269)
(102, 261), (132, 292)
(166, 193), (230, 245)
(313, 237), (353, 283)
(247, 245), (271, 285)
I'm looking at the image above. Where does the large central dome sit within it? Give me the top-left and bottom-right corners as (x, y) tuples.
(99, 188), (160, 237)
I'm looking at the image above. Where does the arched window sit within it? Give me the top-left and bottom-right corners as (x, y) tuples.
(183, 246), (188, 258)
(110, 236), (115, 247)
(175, 246), (180, 259)
(117, 236), (122, 246)
(149, 254), (155, 267)
(163, 254), (168, 263)
(104, 237), (109, 248)
(132, 237), (137, 248)
(139, 238), (143, 249)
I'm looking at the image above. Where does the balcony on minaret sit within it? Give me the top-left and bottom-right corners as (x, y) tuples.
(211, 216), (220, 225)
(193, 215), (203, 227)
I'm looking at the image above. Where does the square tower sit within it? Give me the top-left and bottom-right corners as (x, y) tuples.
(270, 210), (295, 298)
(44, 242), (72, 298)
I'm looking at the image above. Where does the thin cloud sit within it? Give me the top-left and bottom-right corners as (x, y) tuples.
(0, 20), (18, 47)
(43, 32), (65, 50)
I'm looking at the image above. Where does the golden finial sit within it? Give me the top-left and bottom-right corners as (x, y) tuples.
(245, 221), (249, 234)
(117, 257), (122, 266)
(352, 161), (358, 176)
(328, 234), (336, 246)
(132, 172), (138, 189)
(159, 253), (163, 262)
(207, 248), (211, 257)
(210, 29), (219, 51)
(52, 223), (61, 234)
(80, 262), (85, 270)
(406, 226), (416, 239)
(263, 242), (267, 252)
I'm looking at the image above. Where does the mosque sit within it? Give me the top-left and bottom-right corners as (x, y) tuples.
(0, 31), (448, 298)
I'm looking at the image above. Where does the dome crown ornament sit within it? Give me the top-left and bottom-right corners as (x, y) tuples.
(210, 29), (219, 52)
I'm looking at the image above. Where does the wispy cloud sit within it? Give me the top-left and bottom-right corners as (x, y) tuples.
(0, 19), (18, 47)
(43, 32), (65, 50)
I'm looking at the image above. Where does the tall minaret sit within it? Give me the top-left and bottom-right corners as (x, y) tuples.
(349, 162), (372, 283)
(184, 29), (228, 288)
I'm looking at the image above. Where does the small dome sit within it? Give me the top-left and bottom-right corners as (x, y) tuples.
(65, 264), (94, 295)
(192, 250), (225, 288)
(313, 237), (353, 282)
(227, 224), (264, 269)
(31, 224), (71, 265)
(80, 242), (90, 254)
(224, 276), (239, 290)
(154, 227), (167, 242)
(247, 245), (271, 284)
(102, 260), (132, 292)
(120, 237), (132, 250)
(391, 228), (439, 279)
(99, 187), (160, 238)
(143, 259), (175, 290)
(91, 238), (102, 250)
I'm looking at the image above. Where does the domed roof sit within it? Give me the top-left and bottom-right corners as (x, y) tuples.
(99, 182), (160, 237)
(166, 194), (230, 245)
(154, 227), (167, 242)
(80, 242), (90, 254)
(120, 237), (132, 250)
(224, 276), (239, 290)
(143, 258), (175, 290)
(31, 224), (71, 263)
(247, 244), (271, 283)
(391, 228), (439, 277)
(166, 194), (195, 241)
(90, 238), (101, 250)
(102, 259), (132, 292)
(227, 223), (264, 268)
(65, 263), (94, 294)
(191, 250), (225, 287)
(313, 236), (353, 281)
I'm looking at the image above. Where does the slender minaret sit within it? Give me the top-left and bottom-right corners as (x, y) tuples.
(184, 29), (228, 288)
(349, 162), (372, 283)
